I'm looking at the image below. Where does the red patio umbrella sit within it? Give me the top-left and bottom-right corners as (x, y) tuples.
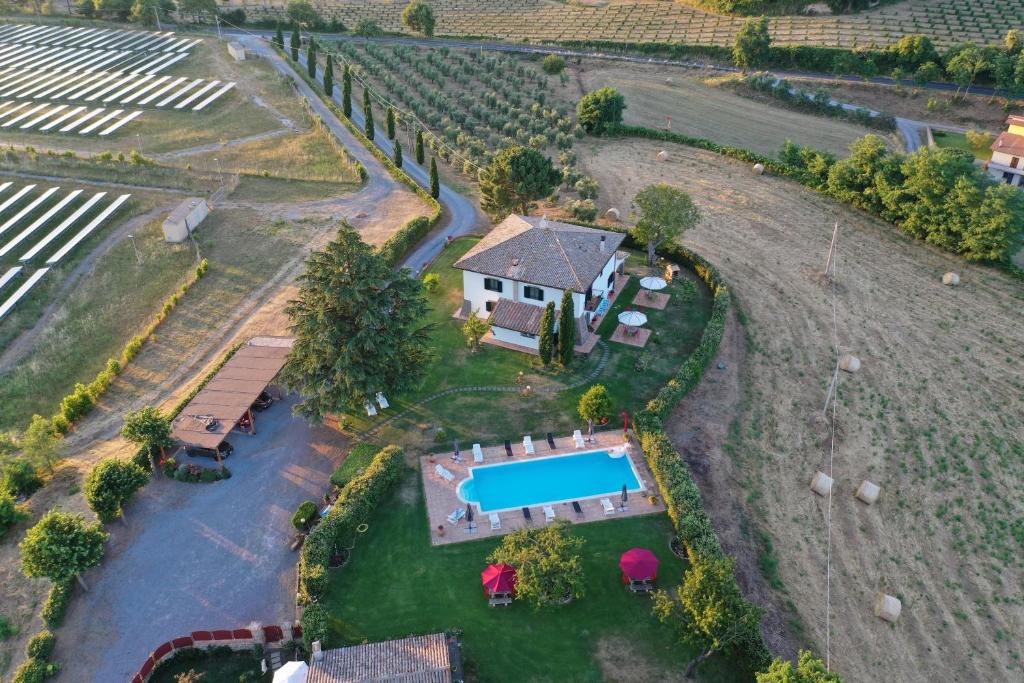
(619, 548), (659, 582)
(481, 563), (517, 596)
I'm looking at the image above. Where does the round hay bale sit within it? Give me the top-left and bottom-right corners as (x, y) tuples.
(656, 150), (669, 161)
(665, 77), (673, 85)
(753, 163), (765, 175)
(605, 207), (621, 221)
(810, 471), (834, 497)
(942, 272), (960, 286)
(855, 480), (880, 504)
(874, 593), (901, 622)
(839, 354), (861, 373)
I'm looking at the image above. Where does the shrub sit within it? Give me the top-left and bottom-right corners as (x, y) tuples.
(570, 198), (597, 221)
(329, 443), (380, 488)
(576, 87), (625, 134)
(1, 457), (42, 498)
(11, 658), (58, 683)
(354, 18), (383, 37)
(542, 54), (566, 75)
(300, 602), (329, 651)
(41, 580), (73, 628)
(25, 630), (55, 659)
(293, 500), (319, 530)
(83, 458), (149, 523)
(1, 490), (27, 537)
(422, 273), (440, 292)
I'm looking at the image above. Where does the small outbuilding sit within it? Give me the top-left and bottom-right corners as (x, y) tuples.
(228, 41), (246, 61)
(307, 633), (455, 683)
(163, 197), (209, 243)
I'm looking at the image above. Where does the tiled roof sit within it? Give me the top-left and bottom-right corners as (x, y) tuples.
(307, 633), (452, 683)
(1006, 114), (1024, 127)
(991, 131), (1024, 156)
(454, 215), (624, 292)
(488, 299), (544, 335)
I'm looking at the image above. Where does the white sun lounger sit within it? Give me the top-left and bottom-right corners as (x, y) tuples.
(601, 498), (615, 515)
(376, 392), (389, 409)
(573, 429), (585, 448)
(523, 435), (535, 454)
(434, 463), (454, 482)
(543, 505), (556, 523)
(489, 513), (501, 530)
(365, 402), (377, 416)
(446, 508), (465, 525)
(472, 443), (483, 463)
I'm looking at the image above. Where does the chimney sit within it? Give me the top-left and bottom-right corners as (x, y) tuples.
(599, 235), (606, 253)
(539, 213), (548, 229)
(312, 640), (324, 662)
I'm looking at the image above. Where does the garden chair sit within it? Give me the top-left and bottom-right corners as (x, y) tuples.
(473, 443), (483, 462)
(523, 435), (535, 454)
(544, 505), (556, 523)
(601, 498), (615, 515)
(489, 513), (501, 530)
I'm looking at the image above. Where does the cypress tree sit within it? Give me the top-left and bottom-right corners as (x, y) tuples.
(290, 27), (299, 62)
(394, 140), (403, 168)
(386, 106), (396, 139)
(415, 130), (424, 164)
(363, 88), (374, 140)
(323, 55), (333, 96)
(538, 301), (555, 365)
(429, 157), (439, 198)
(275, 23), (284, 50)
(342, 64), (352, 117)
(557, 289), (575, 366)
(306, 38), (316, 79)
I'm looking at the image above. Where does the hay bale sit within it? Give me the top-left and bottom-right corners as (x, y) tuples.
(605, 207), (620, 221)
(665, 77), (673, 85)
(855, 480), (880, 504)
(942, 272), (960, 286)
(874, 593), (901, 622)
(656, 150), (669, 161)
(810, 471), (834, 497)
(753, 163), (765, 175)
(839, 354), (861, 373)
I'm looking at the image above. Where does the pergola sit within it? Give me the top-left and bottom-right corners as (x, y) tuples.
(170, 337), (292, 450)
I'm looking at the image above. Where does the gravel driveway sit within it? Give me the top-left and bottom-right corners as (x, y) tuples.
(52, 396), (346, 683)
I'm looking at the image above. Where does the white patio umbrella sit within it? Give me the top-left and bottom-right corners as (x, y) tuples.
(273, 661), (309, 683)
(639, 276), (667, 292)
(617, 310), (648, 327)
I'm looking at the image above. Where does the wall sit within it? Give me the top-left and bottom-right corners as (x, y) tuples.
(491, 324), (540, 350)
(461, 270), (584, 318)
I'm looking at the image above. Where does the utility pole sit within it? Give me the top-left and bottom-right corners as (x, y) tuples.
(823, 221), (839, 280)
(154, 5), (162, 30)
(216, 15), (222, 40)
(127, 234), (142, 265)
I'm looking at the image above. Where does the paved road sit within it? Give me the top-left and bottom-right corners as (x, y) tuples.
(243, 35), (482, 274)
(53, 396), (346, 683)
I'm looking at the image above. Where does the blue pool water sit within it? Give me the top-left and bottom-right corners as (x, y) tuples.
(458, 449), (642, 513)
(594, 298), (612, 317)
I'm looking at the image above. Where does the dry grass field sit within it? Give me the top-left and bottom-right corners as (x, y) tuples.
(578, 137), (1024, 683)
(552, 62), (897, 157)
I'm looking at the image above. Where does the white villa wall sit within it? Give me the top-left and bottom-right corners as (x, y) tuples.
(589, 252), (618, 299)
(492, 325), (540, 349)
(462, 271), (586, 317)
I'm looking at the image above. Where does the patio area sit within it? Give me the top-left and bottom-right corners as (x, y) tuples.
(419, 429), (665, 546)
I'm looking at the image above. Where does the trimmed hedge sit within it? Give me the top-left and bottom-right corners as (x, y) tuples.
(25, 630), (55, 660)
(298, 445), (405, 603)
(300, 601), (329, 651)
(40, 580), (72, 628)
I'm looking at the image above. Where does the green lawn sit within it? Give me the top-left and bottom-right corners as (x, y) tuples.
(323, 474), (743, 682)
(149, 648), (269, 683)
(932, 130), (993, 161)
(341, 236), (712, 449)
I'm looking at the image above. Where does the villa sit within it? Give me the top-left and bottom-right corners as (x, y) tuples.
(987, 114), (1024, 187)
(454, 214), (627, 353)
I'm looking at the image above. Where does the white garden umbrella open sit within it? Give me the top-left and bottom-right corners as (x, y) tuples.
(617, 310), (648, 327)
(639, 276), (667, 292)
(273, 661), (309, 683)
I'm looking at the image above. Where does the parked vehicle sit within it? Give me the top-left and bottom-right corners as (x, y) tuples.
(185, 440), (234, 460)
(252, 390), (274, 411)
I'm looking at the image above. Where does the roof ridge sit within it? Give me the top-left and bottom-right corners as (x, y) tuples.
(548, 227), (585, 290)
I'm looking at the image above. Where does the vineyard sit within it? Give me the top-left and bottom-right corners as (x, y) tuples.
(231, 0), (1024, 50)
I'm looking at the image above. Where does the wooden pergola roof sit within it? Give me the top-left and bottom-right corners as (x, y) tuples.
(170, 338), (292, 449)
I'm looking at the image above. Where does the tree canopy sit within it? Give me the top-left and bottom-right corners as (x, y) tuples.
(462, 313), (489, 352)
(542, 54), (566, 75)
(281, 225), (432, 421)
(20, 509), (108, 585)
(479, 145), (559, 219)
(576, 87), (626, 135)
(21, 416), (61, 474)
(757, 651), (845, 682)
(401, 0), (435, 37)
(631, 184), (702, 266)
(84, 458), (149, 523)
(733, 16), (771, 70)
(488, 520), (585, 608)
(578, 384), (612, 425)
(121, 406), (173, 459)
(286, 0), (319, 26)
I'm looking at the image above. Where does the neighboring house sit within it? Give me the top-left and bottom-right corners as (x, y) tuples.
(987, 115), (1024, 187)
(454, 214), (627, 352)
(307, 632), (456, 682)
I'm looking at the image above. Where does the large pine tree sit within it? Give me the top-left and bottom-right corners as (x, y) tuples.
(342, 64), (352, 117)
(557, 289), (575, 366)
(363, 88), (374, 140)
(281, 225), (432, 421)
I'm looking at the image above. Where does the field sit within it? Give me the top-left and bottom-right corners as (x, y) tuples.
(244, 0), (1023, 50)
(578, 136), (1024, 683)
(338, 236), (713, 451)
(550, 62), (894, 157)
(324, 472), (745, 682)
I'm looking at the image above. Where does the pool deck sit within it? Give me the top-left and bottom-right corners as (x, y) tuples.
(420, 430), (666, 546)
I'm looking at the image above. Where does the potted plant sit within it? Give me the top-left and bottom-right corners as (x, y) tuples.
(436, 524), (445, 538)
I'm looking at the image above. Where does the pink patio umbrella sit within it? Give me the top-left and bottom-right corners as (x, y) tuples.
(481, 563), (517, 596)
(619, 547), (659, 583)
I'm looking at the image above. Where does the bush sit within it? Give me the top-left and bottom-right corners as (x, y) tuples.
(300, 602), (329, 651)
(1, 457), (42, 498)
(41, 580), (73, 628)
(1, 490), (27, 537)
(83, 458), (149, 523)
(353, 18), (383, 36)
(570, 199), (597, 221)
(329, 443), (379, 489)
(25, 630), (55, 660)
(422, 273), (440, 292)
(542, 54), (566, 75)
(292, 500), (319, 530)
(11, 658), (59, 683)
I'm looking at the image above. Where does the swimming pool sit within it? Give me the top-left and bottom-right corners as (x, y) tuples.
(457, 448), (643, 513)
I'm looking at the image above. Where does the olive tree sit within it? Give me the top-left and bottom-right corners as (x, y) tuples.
(631, 184), (701, 266)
